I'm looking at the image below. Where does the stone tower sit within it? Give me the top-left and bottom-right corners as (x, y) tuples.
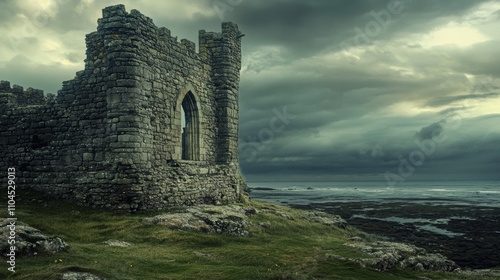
(0, 4), (247, 211)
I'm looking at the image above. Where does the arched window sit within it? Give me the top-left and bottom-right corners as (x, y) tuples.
(180, 91), (200, 160)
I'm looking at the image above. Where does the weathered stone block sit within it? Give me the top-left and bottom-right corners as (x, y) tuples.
(83, 153), (94, 161)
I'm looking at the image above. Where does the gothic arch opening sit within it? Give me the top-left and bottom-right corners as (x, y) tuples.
(180, 91), (200, 160)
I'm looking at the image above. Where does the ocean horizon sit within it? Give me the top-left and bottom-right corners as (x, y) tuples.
(248, 180), (500, 206)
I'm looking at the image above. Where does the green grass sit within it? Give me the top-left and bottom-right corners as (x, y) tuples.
(0, 193), (497, 280)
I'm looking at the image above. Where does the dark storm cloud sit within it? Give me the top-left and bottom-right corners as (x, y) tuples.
(225, 0), (493, 55)
(241, 126), (500, 181)
(131, 0), (500, 181)
(227, 0), (386, 53)
(452, 41), (500, 78)
(402, 0), (492, 18)
(416, 122), (444, 140)
(231, 0), (500, 181)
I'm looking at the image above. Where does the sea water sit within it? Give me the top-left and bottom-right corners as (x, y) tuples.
(248, 181), (500, 207)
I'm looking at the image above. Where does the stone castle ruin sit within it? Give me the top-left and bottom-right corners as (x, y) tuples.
(0, 4), (247, 211)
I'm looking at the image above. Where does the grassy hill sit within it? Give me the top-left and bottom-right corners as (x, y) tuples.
(0, 192), (498, 280)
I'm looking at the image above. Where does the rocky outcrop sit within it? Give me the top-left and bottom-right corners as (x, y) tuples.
(299, 211), (348, 228)
(143, 205), (350, 236)
(62, 272), (106, 280)
(143, 205), (257, 236)
(345, 241), (458, 272)
(0, 219), (67, 257)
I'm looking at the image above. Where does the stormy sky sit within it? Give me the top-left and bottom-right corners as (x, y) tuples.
(1, 0), (499, 182)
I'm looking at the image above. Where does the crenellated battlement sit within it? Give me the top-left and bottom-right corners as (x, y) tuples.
(0, 80), (47, 107)
(90, 4), (242, 62)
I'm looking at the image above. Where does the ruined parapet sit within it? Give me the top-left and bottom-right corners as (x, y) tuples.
(0, 80), (46, 108)
(21, 87), (46, 106)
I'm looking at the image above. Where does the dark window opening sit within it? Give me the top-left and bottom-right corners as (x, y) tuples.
(180, 91), (200, 160)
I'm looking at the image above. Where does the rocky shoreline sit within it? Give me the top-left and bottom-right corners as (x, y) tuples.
(292, 200), (500, 269)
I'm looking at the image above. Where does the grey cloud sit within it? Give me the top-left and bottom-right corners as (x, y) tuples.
(0, 55), (77, 94)
(453, 41), (500, 77)
(438, 106), (471, 116)
(0, 0), (19, 25)
(425, 92), (500, 108)
(415, 121), (444, 140)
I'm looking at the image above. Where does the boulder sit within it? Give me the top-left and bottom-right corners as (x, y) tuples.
(0, 219), (67, 257)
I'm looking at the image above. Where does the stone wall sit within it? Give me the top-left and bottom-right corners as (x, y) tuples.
(0, 4), (247, 211)
(0, 81), (45, 107)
